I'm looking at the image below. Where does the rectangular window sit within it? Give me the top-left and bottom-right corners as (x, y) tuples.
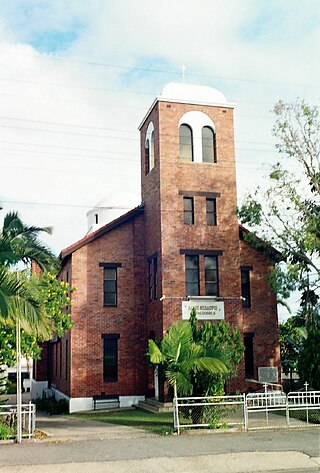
(65, 339), (69, 381)
(206, 198), (217, 226)
(204, 255), (219, 296)
(154, 257), (158, 299)
(103, 334), (119, 382)
(59, 341), (62, 378)
(244, 333), (254, 379)
(241, 267), (252, 308)
(185, 255), (199, 296)
(184, 197), (194, 225)
(104, 268), (117, 307)
(148, 260), (153, 301)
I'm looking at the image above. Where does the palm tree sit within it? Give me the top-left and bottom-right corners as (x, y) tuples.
(0, 266), (51, 339)
(147, 320), (228, 398)
(0, 211), (58, 272)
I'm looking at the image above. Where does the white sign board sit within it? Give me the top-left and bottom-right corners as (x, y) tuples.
(182, 297), (225, 320)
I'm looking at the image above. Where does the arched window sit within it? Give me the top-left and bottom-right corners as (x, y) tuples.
(150, 130), (155, 170)
(179, 124), (193, 162)
(145, 122), (155, 174)
(202, 126), (216, 163)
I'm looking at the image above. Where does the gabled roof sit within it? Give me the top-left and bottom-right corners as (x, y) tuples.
(60, 204), (144, 265)
(239, 225), (283, 262)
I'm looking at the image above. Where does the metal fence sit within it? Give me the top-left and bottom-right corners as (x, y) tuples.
(287, 390), (320, 428)
(174, 388), (320, 433)
(0, 403), (36, 439)
(174, 395), (246, 434)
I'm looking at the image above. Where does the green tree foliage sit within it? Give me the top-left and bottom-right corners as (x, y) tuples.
(0, 209), (73, 367)
(147, 319), (228, 397)
(0, 211), (58, 272)
(0, 273), (73, 367)
(237, 100), (320, 387)
(298, 325), (320, 390)
(237, 100), (320, 302)
(189, 309), (244, 395)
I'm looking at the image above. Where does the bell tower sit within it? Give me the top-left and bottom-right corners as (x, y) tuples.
(139, 83), (243, 343)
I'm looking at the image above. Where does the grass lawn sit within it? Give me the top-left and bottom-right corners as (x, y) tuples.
(73, 408), (175, 435)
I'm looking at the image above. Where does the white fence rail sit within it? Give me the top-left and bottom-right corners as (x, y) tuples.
(174, 395), (246, 434)
(0, 403), (36, 439)
(174, 388), (320, 433)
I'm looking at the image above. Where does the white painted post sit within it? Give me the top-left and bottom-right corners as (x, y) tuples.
(243, 393), (248, 431)
(16, 318), (22, 443)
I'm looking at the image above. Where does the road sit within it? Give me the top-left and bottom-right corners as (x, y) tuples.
(0, 428), (319, 473)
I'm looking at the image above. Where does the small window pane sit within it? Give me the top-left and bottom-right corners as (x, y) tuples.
(185, 255), (199, 296)
(105, 268), (116, 280)
(202, 126), (216, 163)
(104, 268), (117, 307)
(184, 197), (194, 225)
(205, 255), (219, 296)
(206, 198), (217, 226)
(179, 125), (193, 162)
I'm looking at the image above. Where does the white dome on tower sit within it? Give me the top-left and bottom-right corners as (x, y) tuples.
(86, 191), (140, 234)
(159, 83), (233, 108)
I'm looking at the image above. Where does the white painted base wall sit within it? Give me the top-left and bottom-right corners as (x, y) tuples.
(31, 380), (48, 400)
(47, 388), (146, 413)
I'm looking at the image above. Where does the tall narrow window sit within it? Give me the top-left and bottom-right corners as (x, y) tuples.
(145, 122), (155, 174)
(204, 255), (219, 296)
(148, 260), (153, 301)
(202, 126), (216, 163)
(154, 257), (158, 299)
(103, 334), (119, 382)
(65, 339), (69, 380)
(145, 140), (150, 175)
(184, 197), (194, 225)
(206, 198), (217, 226)
(150, 130), (155, 170)
(59, 341), (62, 378)
(104, 268), (117, 307)
(244, 333), (254, 379)
(241, 267), (252, 308)
(179, 124), (193, 162)
(185, 255), (199, 296)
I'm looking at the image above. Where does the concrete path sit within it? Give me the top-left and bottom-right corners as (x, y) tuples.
(1, 451), (320, 473)
(36, 412), (151, 441)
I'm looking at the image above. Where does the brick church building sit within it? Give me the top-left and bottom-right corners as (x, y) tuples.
(34, 83), (281, 412)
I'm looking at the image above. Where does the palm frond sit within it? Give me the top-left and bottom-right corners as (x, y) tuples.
(147, 339), (165, 364)
(161, 321), (193, 361)
(165, 369), (193, 396)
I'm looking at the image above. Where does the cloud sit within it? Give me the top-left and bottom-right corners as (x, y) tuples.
(0, 0), (319, 265)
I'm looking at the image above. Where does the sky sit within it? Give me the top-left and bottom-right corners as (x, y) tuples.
(0, 0), (319, 317)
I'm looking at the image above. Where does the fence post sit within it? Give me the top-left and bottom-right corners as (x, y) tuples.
(173, 397), (180, 435)
(286, 393), (290, 428)
(305, 382), (309, 424)
(243, 393), (248, 431)
(28, 402), (32, 438)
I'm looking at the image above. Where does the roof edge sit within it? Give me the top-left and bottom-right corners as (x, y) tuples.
(60, 204), (144, 264)
(138, 96), (235, 130)
(239, 225), (283, 262)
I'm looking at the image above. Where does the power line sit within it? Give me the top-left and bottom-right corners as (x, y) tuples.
(0, 115), (276, 146)
(1, 49), (319, 89)
(0, 75), (305, 108)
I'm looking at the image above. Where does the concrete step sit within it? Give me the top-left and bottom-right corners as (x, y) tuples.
(135, 398), (173, 414)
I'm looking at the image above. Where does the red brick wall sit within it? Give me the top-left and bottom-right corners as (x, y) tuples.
(67, 215), (147, 399)
(240, 239), (281, 385)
